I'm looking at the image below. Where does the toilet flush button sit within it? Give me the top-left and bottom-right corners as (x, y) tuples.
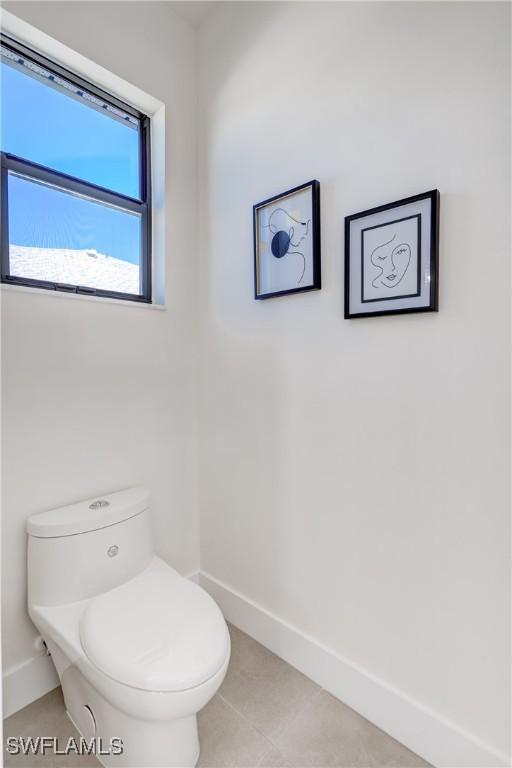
(107, 545), (119, 558)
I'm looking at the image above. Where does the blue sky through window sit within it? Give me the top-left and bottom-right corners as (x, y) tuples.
(0, 55), (141, 265)
(8, 174), (141, 265)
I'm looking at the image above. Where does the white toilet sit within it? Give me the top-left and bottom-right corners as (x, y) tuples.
(27, 487), (230, 767)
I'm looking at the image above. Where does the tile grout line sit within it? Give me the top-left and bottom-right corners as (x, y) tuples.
(222, 624), (326, 763)
(266, 686), (325, 751)
(217, 678), (324, 762)
(216, 692), (278, 760)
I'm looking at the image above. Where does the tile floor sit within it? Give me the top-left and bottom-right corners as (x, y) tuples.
(4, 624), (429, 768)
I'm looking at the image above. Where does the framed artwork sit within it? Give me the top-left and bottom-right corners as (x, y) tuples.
(253, 180), (321, 299)
(344, 189), (439, 318)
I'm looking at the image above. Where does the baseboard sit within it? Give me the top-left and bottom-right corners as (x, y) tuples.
(3, 652), (59, 719)
(199, 571), (510, 768)
(185, 570), (200, 584)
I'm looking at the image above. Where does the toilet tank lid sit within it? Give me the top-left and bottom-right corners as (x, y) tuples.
(27, 487), (150, 538)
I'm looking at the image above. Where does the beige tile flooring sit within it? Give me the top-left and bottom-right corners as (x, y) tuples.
(4, 624), (429, 768)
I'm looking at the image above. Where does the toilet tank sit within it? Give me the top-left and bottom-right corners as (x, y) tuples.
(27, 487), (154, 607)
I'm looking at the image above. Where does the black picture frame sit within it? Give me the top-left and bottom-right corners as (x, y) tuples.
(253, 180), (321, 300)
(344, 189), (439, 319)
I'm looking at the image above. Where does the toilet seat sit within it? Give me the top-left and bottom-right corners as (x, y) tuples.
(30, 556), (231, 723)
(80, 567), (229, 693)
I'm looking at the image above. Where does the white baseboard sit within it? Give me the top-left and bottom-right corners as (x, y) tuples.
(185, 570), (200, 584)
(199, 571), (510, 768)
(3, 652), (59, 719)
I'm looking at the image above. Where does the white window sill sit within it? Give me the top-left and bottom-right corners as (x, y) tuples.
(0, 282), (166, 310)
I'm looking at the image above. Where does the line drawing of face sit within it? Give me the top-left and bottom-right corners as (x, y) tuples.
(266, 207), (311, 284)
(370, 234), (412, 290)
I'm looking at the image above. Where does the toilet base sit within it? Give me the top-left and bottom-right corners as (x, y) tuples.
(61, 664), (200, 768)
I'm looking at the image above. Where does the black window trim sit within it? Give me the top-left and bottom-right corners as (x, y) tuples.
(0, 34), (152, 304)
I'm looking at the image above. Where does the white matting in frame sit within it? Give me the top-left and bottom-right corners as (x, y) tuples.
(345, 190), (439, 318)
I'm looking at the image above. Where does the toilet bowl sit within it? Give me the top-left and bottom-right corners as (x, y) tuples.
(27, 488), (230, 767)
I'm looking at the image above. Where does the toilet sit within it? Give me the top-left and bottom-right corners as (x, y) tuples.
(26, 487), (230, 768)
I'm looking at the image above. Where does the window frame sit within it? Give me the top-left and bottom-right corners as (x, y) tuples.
(0, 34), (152, 304)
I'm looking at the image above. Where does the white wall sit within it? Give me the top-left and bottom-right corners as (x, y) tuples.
(1, 1), (200, 679)
(197, 1), (510, 762)
(1, 2), (510, 763)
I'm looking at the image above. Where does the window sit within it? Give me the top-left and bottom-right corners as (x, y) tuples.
(0, 35), (151, 302)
